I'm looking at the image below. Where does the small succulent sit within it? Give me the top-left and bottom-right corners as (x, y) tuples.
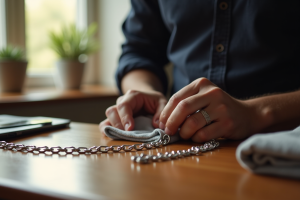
(0, 45), (25, 61)
(49, 23), (99, 62)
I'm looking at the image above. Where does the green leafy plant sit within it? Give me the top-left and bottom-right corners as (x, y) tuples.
(49, 23), (99, 62)
(0, 45), (25, 61)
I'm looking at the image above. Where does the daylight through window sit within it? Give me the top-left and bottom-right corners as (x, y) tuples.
(25, 0), (76, 73)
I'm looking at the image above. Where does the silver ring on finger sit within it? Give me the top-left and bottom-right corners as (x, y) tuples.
(200, 109), (211, 126)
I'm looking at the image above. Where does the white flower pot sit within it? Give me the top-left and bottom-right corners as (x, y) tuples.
(54, 60), (85, 90)
(0, 60), (28, 93)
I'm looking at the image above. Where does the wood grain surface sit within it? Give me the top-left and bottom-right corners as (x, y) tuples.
(0, 122), (299, 200)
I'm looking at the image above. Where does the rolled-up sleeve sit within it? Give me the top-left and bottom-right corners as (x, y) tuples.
(116, 0), (170, 95)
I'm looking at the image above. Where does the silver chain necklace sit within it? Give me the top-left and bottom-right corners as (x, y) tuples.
(0, 135), (219, 164)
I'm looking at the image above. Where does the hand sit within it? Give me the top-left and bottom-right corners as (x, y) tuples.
(99, 90), (167, 134)
(158, 78), (264, 142)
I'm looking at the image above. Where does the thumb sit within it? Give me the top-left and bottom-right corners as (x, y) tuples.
(99, 119), (112, 135)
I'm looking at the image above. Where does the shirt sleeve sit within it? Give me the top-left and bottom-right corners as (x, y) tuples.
(116, 0), (170, 95)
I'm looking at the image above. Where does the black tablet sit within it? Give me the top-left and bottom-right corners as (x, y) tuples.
(0, 115), (71, 140)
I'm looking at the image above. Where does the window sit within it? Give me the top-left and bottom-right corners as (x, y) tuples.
(25, 0), (77, 74)
(0, 0), (98, 87)
(0, 0), (130, 88)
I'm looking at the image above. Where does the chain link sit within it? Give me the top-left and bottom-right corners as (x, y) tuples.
(131, 139), (219, 164)
(0, 134), (219, 163)
(0, 135), (171, 155)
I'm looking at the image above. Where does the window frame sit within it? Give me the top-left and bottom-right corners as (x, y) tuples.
(0, 0), (6, 49)
(1, 0), (26, 54)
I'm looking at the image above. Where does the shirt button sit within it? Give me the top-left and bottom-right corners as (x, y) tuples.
(216, 44), (224, 52)
(219, 2), (228, 10)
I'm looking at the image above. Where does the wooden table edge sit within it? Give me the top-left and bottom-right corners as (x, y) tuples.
(0, 178), (105, 200)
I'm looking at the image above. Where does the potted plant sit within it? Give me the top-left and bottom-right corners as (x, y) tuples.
(0, 45), (27, 93)
(49, 23), (99, 90)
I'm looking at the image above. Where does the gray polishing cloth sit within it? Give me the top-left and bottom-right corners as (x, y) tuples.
(104, 116), (180, 143)
(236, 126), (300, 179)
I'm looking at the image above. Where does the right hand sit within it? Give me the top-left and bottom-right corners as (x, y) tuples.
(99, 90), (167, 134)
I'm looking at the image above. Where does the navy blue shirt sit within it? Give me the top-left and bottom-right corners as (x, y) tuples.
(116, 0), (300, 99)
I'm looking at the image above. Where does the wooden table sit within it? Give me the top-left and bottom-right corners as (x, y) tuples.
(0, 122), (299, 200)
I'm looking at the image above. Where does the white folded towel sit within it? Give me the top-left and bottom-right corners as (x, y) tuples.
(236, 126), (300, 179)
(104, 115), (180, 144)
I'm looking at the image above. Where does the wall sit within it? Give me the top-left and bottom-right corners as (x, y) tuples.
(97, 0), (131, 86)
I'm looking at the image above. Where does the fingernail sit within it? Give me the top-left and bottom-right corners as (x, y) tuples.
(125, 123), (130, 131)
(159, 122), (165, 130)
(165, 127), (173, 135)
(155, 119), (159, 125)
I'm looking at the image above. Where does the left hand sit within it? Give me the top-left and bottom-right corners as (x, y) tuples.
(158, 78), (262, 142)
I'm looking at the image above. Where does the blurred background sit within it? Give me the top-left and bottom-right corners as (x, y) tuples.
(0, 0), (131, 87)
(0, 0), (131, 123)
(25, 0), (77, 73)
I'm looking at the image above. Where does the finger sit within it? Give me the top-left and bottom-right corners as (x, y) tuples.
(179, 108), (215, 139)
(160, 78), (213, 131)
(116, 92), (140, 131)
(116, 96), (124, 104)
(191, 122), (223, 143)
(164, 92), (213, 135)
(99, 119), (112, 135)
(105, 106), (124, 130)
(152, 98), (168, 128)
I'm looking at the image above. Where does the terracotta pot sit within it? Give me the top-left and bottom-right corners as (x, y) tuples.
(0, 60), (28, 93)
(54, 60), (85, 90)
